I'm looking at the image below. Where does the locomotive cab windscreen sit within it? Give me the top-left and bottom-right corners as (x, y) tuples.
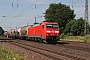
(46, 24), (59, 28)
(46, 24), (59, 36)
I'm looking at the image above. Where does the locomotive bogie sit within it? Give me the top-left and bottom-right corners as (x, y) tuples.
(46, 36), (60, 43)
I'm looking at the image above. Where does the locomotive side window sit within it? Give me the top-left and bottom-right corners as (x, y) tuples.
(47, 24), (52, 28)
(46, 24), (58, 28)
(53, 24), (59, 28)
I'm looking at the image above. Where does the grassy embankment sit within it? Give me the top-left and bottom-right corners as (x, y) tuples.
(0, 35), (13, 40)
(60, 34), (90, 42)
(0, 44), (24, 60)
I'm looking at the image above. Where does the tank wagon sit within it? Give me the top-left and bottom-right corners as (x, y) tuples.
(5, 25), (31, 39)
(28, 21), (60, 43)
(18, 25), (31, 39)
(3, 31), (8, 37)
(6, 29), (16, 38)
(11, 29), (16, 38)
(7, 29), (13, 38)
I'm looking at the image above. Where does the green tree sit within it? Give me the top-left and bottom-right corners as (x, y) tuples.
(44, 3), (75, 33)
(0, 26), (4, 35)
(64, 18), (84, 36)
(64, 19), (75, 35)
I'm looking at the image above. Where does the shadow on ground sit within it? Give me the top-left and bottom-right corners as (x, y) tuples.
(57, 41), (69, 45)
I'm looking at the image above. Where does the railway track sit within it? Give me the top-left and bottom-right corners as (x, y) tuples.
(6, 41), (85, 60)
(56, 43), (90, 52)
(59, 40), (90, 48)
(1, 40), (90, 52)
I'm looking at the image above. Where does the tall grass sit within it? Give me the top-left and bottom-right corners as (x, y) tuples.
(0, 44), (24, 60)
(60, 34), (90, 42)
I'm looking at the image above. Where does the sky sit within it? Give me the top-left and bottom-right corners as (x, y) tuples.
(0, 0), (90, 31)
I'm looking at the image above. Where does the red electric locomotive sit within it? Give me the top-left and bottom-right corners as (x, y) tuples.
(28, 21), (60, 43)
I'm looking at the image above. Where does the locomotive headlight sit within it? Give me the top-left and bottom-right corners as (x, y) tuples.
(47, 31), (51, 33)
(55, 31), (59, 33)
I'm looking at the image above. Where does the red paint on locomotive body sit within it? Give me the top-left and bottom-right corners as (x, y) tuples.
(28, 21), (60, 43)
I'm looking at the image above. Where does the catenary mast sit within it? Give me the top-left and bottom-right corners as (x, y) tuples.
(84, 0), (88, 42)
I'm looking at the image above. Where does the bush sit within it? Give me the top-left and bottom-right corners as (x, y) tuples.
(60, 33), (65, 39)
(67, 33), (73, 36)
